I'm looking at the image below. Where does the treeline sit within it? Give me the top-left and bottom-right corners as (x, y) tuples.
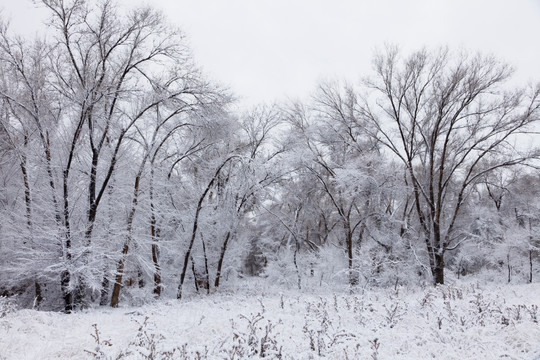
(0, 0), (539, 312)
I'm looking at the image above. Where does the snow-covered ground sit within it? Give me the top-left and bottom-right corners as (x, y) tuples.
(1, 281), (539, 359)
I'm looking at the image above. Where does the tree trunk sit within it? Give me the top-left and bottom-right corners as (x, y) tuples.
(34, 282), (43, 307)
(507, 252), (511, 283)
(149, 169), (161, 296)
(110, 243), (129, 308)
(529, 249), (533, 284)
(62, 170), (74, 312)
(346, 228), (357, 287)
(214, 232), (231, 288)
(151, 242), (161, 296)
(529, 219), (534, 284)
(61, 270), (73, 313)
(44, 132), (62, 225)
(178, 216), (200, 299)
(177, 157), (235, 299)
(201, 236), (210, 294)
(294, 236), (302, 290)
(433, 252), (445, 285)
(42, 132), (62, 309)
(19, 143), (43, 307)
(99, 276), (110, 306)
(191, 258), (199, 293)
(137, 267), (145, 288)
(110, 159), (146, 307)
(61, 114), (85, 311)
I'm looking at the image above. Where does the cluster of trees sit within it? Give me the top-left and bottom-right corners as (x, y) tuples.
(0, 0), (539, 312)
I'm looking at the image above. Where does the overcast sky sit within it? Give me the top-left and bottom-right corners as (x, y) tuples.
(2, 0), (540, 107)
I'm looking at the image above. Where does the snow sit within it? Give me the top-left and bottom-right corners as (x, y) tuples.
(1, 281), (539, 359)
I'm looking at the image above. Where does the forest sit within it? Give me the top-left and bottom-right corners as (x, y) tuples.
(0, 0), (539, 317)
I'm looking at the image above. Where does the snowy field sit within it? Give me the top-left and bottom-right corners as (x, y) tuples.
(1, 282), (539, 360)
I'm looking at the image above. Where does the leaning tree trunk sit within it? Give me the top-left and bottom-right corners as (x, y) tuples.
(214, 232), (231, 288)
(110, 242), (129, 308)
(177, 194), (205, 300)
(177, 157), (236, 299)
(110, 160), (146, 307)
(201, 235), (210, 294)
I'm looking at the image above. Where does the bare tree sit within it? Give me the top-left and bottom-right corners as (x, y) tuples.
(280, 85), (392, 287)
(36, 0), (227, 310)
(362, 47), (540, 284)
(109, 101), (222, 307)
(0, 21), (62, 307)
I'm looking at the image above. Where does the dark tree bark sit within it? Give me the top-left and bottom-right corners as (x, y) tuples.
(529, 249), (533, 284)
(19, 136), (43, 306)
(214, 232), (231, 288)
(363, 47), (540, 285)
(149, 168), (162, 296)
(201, 235), (210, 294)
(110, 162), (145, 308)
(177, 157), (237, 299)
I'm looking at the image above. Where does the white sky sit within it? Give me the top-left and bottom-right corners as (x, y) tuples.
(2, 0), (540, 107)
